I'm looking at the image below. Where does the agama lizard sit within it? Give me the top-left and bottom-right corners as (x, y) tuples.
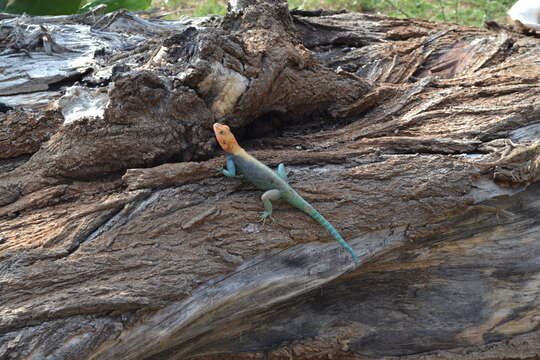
(213, 122), (359, 264)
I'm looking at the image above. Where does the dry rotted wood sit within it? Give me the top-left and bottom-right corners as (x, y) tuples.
(1, 1), (540, 359)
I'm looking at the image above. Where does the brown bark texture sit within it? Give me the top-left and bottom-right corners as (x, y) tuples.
(1, 1), (540, 359)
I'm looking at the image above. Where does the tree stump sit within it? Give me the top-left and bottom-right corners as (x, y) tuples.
(1, 1), (540, 359)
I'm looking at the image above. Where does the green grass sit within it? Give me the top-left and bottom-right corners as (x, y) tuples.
(288, 0), (515, 26)
(151, 0), (515, 27)
(193, 0), (225, 16)
(152, 0), (226, 17)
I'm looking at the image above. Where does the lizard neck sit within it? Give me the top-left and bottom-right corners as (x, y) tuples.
(228, 145), (246, 157)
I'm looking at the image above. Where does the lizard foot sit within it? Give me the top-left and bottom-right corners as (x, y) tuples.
(216, 168), (242, 178)
(258, 211), (274, 226)
(215, 167), (227, 176)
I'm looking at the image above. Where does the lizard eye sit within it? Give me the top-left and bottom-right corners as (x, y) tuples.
(219, 131), (224, 135)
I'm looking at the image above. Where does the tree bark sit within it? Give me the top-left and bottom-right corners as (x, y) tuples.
(1, 1), (540, 360)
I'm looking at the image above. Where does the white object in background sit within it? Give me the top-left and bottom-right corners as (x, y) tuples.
(508, 0), (540, 31)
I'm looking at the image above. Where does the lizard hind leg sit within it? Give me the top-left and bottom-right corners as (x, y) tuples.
(260, 189), (281, 225)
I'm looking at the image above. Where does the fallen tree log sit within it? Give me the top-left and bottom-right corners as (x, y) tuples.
(1, 1), (540, 359)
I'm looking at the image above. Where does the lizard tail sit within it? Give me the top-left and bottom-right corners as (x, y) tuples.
(303, 204), (360, 264)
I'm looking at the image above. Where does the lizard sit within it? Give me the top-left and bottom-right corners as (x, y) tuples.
(213, 122), (359, 264)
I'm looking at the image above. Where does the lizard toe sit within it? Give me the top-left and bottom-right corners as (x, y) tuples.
(258, 211), (274, 226)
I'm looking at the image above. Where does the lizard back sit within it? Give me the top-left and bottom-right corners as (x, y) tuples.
(231, 152), (291, 192)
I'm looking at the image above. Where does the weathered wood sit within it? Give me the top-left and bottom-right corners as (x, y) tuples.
(1, 1), (540, 359)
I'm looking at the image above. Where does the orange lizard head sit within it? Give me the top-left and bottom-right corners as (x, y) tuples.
(213, 123), (241, 154)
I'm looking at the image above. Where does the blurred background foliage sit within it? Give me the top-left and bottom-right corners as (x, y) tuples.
(1, 0), (84, 15)
(0, 0), (151, 15)
(0, 0), (516, 27)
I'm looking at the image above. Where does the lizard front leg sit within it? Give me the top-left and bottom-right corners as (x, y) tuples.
(218, 155), (237, 177)
(260, 189), (281, 225)
(276, 163), (288, 182)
